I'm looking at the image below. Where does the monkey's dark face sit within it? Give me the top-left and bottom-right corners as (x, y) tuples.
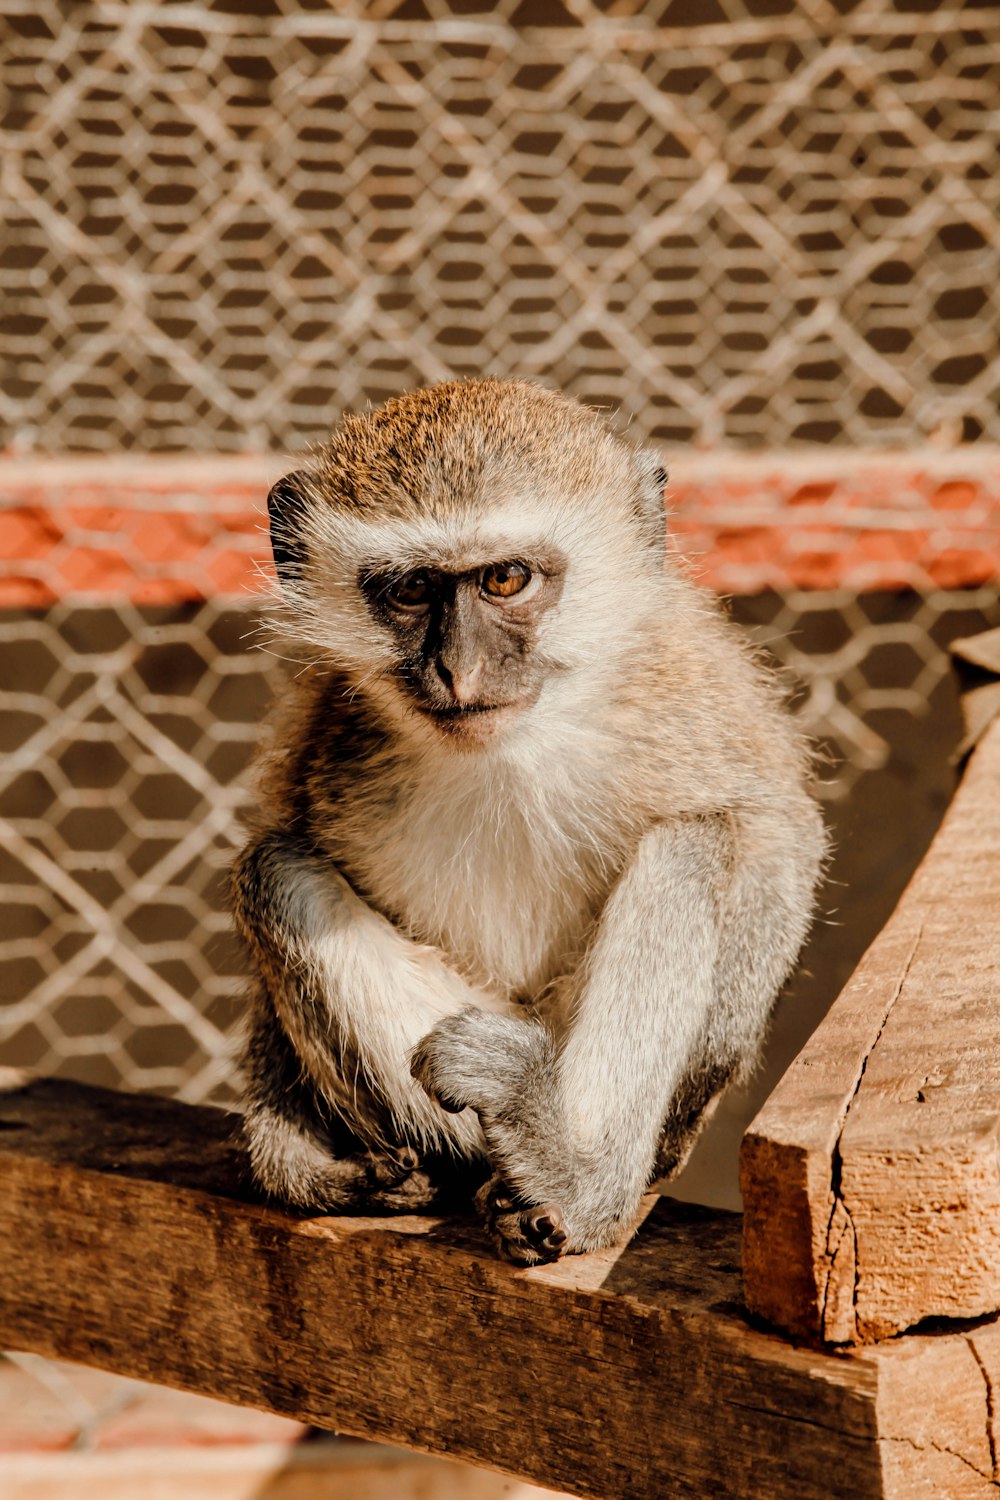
(360, 556), (566, 743)
(266, 381), (670, 752)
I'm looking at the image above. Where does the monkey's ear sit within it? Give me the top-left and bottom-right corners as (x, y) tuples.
(267, 471), (310, 588)
(634, 451), (669, 554)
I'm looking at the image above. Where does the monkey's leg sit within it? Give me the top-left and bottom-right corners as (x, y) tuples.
(242, 980), (444, 1213)
(642, 797), (819, 1184)
(651, 1063), (732, 1181)
(233, 831), (513, 1205)
(413, 810), (813, 1265)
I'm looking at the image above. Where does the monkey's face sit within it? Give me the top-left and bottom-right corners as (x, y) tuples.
(265, 381), (670, 751)
(359, 554), (566, 743)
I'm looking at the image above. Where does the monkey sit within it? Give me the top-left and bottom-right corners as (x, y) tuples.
(230, 377), (825, 1267)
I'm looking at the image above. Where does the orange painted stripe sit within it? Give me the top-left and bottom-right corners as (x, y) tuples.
(1, 453), (999, 603)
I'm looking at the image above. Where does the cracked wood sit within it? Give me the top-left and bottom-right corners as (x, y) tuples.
(3, 1076), (998, 1498)
(741, 716), (1000, 1344)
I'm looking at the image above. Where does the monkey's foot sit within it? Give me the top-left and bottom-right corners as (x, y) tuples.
(475, 1174), (568, 1267)
(298, 1145), (436, 1214)
(367, 1166), (439, 1212)
(352, 1146), (441, 1212)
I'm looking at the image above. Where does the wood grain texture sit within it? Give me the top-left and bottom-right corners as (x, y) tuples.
(875, 1326), (1000, 1498)
(0, 1077), (997, 1499)
(742, 716), (1000, 1345)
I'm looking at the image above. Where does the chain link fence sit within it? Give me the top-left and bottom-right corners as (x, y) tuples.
(3, 582), (995, 1108)
(1, 1), (999, 1135)
(3, 0), (999, 454)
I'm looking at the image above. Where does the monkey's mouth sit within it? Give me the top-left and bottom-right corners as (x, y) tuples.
(415, 700), (525, 740)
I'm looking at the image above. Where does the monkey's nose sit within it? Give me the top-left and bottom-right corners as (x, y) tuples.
(436, 656), (484, 704)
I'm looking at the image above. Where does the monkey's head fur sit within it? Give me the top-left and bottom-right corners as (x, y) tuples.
(267, 379), (670, 750)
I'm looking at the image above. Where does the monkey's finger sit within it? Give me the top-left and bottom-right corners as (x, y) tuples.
(409, 1041), (470, 1113)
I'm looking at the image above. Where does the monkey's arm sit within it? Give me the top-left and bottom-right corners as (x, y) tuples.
(232, 830), (509, 1208)
(412, 808), (816, 1263)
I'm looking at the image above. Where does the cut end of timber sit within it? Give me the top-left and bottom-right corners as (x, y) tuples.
(740, 1132), (828, 1340)
(742, 717), (1000, 1346)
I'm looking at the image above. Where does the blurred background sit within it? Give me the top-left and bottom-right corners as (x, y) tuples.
(1, 0), (998, 1491)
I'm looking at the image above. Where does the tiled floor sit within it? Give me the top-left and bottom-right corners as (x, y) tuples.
(0, 1353), (562, 1499)
(0, 1352), (308, 1452)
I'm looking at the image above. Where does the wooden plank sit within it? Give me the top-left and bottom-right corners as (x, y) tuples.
(741, 716), (1000, 1344)
(875, 1328), (1000, 1498)
(0, 1078), (996, 1499)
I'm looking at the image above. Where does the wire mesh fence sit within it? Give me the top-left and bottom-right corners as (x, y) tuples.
(3, 0), (999, 454)
(2, 582), (996, 1106)
(1, 0), (999, 1119)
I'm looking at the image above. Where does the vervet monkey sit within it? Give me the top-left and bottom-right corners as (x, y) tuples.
(231, 378), (824, 1265)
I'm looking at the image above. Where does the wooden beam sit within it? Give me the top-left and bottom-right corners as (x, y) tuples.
(1, 1077), (998, 1498)
(741, 716), (1000, 1345)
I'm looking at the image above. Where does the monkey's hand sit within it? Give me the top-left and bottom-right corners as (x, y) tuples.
(410, 1007), (547, 1116)
(410, 1009), (600, 1266)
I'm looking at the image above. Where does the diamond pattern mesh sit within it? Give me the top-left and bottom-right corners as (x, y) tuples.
(0, 604), (277, 1102)
(2, 591), (996, 1104)
(1, 2), (999, 1118)
(3, 0), (999, 453)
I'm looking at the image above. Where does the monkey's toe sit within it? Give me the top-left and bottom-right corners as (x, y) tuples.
(477, 1176), (569, 1266)
(362, 1145), (420, 1191)
(368, 1167), (438, 1213)
(528, 1208), (568, 1248)
(394, 1144), (421, 1174)
(494, 1201), (569, 1266)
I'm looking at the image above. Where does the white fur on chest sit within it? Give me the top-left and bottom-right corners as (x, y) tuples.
(332, 728), (627, 999)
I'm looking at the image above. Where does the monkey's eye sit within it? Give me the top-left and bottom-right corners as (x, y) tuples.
(481, 561), (532, 599)
(386, 569), (433, 610)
